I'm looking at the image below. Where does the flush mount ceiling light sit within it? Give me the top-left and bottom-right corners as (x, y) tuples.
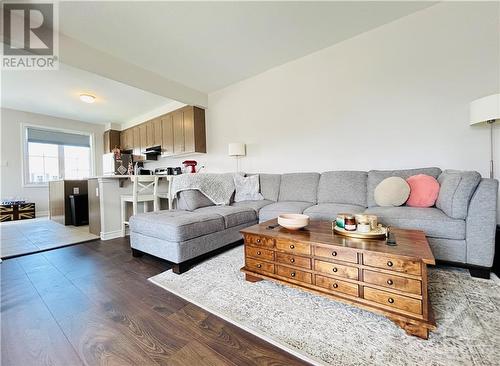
(79, 93), (96, 103)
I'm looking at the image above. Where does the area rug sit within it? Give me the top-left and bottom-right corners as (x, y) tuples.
(149, 246), (500, 366)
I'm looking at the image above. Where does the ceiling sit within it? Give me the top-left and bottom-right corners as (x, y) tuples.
(1, 63), (175, 125)
(59, 1), (436, 93)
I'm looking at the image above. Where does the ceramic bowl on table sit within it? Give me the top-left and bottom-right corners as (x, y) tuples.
(278, 214), (310, 230)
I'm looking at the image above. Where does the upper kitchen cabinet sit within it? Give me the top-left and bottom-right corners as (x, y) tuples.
(139, 124), (148, 153)
(120, 129), (133, 151)
(172, 106), (206, 155)
(161, 114), (174, 156)
(103, 129), (121, 153)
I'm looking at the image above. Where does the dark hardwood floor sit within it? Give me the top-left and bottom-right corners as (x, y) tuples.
(1, 237), (308, 366)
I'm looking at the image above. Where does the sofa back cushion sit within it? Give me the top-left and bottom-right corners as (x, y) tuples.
(436, 170), (481, 219)
(318, 171), (367, 206)
(176, 189), (214, 211)
(367, 167), (442, 207)
(278, 173), (320, 203)
(259, 174), (281, 202)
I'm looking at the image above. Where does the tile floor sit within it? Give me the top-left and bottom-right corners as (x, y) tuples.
(0, 217), (98, 258)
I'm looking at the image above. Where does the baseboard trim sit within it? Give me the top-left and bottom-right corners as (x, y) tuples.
(36, 210), (49, 217)
(100, 229), (126, 241)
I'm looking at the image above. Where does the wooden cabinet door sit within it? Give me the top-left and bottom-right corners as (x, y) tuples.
(132, 126), (141, 156)
(139, 124), (148, 152)
(183, 108), (195, 153)
(103, 130), (110, 153)
(145, 121), (155, 147)
(161, 114), (174, 155)
(152, 118), (162, 146)
(173, 111), (185, 154)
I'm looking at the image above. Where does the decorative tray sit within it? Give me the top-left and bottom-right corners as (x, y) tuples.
(333, 225), (387, 239)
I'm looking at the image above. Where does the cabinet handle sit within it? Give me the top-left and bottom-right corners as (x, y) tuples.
(332, 283), (338, 289)
(257, 251), (261, 255)
(256, 239), (261, 243)
(257, 264), (262, 268)
(332, 267), (338, 273)
(387, 279), (394, 285)
(290, 258), (295, 263)
(332, 251), (337, 256)
(388, 298), (394, 304)
(290, 244), (295, 249)
(387, 261), (393, 267)
(290, 272), (296, 277)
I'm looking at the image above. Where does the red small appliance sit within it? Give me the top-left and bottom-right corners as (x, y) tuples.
(182, 160), (198, 173)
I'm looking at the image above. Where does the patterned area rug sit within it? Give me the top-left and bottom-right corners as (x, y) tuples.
(149, 246), (500, 366)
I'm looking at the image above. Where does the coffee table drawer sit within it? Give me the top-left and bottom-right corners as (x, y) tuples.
(314, 246), (358, 264)
(277, 265), (312, 284)
(276, 239), (311, 255)
(363, 253), (421, 275)
(364, 287), (422, 315)
(246, 258), (275, 275)
(276, 252), (311, 269)
(363, 270), (422, 295)
(315, 275), (359, 297)
(314, 260), (359, 280)
(246, 246), (274, 261)
(245, 234), (275, 248)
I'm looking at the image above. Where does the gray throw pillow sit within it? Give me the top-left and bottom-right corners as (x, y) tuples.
(234, 174), (264, 202)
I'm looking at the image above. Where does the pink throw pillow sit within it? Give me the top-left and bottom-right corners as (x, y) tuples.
(406, 174), (440, 207)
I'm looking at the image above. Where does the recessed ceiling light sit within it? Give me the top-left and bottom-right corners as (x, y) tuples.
(79, 93), (96, 103)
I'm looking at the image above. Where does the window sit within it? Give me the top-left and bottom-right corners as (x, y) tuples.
(24, 126), (93, 185)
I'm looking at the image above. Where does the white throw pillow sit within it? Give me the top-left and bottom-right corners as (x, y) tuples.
(374, 177), (410, 207)
(234, 174), (264, 202)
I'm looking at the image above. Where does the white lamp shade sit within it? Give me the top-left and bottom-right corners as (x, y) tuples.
(470, 94), (500, 125)
(228, 143), (246, 156)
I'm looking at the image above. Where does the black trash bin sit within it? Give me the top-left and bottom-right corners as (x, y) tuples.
(69, 194), (89, 226)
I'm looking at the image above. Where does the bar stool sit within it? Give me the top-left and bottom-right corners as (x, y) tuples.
(121, 175), (159, 237)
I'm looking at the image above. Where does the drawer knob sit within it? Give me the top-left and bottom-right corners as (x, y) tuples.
(388, 298), (394, 304)
(387, 279), (394, 285)
(256, 239), (261, 243)
(387, 261), (393, 267)
(290, 272), (296, 277)
(332, 283), (338, 289)
(290, 258), (295, 263)
(332, 251), (337, 256)
(257, 251), (261, 255)
(257, 264), (262, 268)
(290, 244), (295, 249)
(332, 267), (338, 273)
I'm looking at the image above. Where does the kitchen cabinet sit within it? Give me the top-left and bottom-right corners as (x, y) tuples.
(161, 114), (174, 156)
(103, 130), (121, 153)
(114, 105), (206, 159)
(139, 124), (148, 153)
(132, 126), (141, 156)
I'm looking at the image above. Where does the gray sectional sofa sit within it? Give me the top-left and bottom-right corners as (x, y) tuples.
(129, 167), (498, 277)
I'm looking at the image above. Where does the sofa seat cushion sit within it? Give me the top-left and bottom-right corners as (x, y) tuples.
(259, 201), (314, 222)
(231, 200), (274, 214)
(129, 210), (225, 242)
(303, 204), (366, 221)
(195, 206), (257, 229)
(364, 207), (465, 240)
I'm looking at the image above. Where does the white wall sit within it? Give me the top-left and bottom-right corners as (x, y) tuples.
(200, 2), (499, 177)
(0, 108), (105, 215)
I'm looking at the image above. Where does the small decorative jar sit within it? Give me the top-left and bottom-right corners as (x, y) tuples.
(344, 215), (357, 231)
(335, 214), (347, 229)
(357, 222), (371, 233)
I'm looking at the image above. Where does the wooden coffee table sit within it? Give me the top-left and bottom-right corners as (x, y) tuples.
(240, 219), (436, 339)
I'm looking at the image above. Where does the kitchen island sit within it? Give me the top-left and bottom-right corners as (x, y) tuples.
(88, 175), (173, 239)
